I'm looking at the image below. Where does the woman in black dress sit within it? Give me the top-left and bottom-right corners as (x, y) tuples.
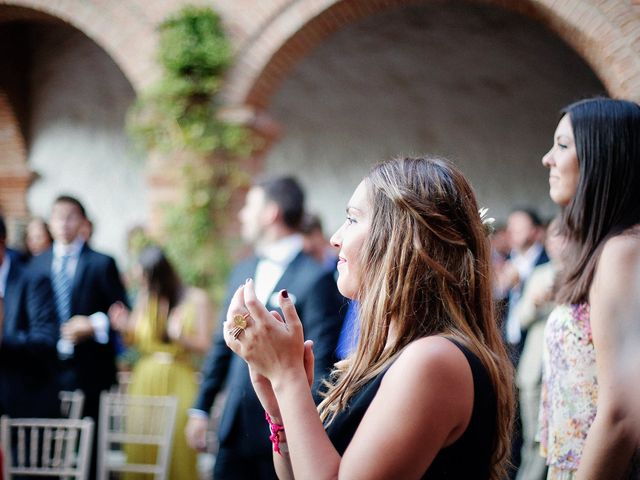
(224, 156), (514, 479)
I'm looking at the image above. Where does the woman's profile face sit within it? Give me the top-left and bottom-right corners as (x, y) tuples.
(542, 114), (580, 206)
(330, 180), (370, 300)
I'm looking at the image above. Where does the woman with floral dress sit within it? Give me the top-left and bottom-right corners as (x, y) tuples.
(539, 98), (640, 479)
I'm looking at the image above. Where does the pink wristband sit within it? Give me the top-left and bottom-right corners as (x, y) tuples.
(265, 411), (285, 455)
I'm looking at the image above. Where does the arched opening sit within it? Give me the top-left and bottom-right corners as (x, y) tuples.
(0, 7), (148, 263)
(226, 0), (638, 108)
(241, 2), (606, 231)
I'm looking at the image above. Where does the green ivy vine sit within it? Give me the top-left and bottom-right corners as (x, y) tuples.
(127, 5), (252, 302)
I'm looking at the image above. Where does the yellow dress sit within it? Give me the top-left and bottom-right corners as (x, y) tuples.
(125, 295), (199, 480)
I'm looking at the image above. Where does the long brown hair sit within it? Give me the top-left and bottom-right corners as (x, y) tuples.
(318, 156), (514, 479)
(555, 98), (640, 304)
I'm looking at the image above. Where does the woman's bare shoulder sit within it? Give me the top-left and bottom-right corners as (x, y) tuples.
(600, 228), (640, 270)
(376, 336), (474, 445)
(387, 336), (471, 385)
(591, 226), (640, 301)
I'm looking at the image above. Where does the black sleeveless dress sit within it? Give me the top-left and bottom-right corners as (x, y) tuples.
(325, 339), (498, 479)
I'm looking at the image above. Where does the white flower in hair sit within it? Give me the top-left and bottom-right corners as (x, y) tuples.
(479, 207), (496, 235)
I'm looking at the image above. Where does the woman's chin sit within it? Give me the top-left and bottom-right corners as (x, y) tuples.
(549, 189), (571, 207)
(337, 279), (357, 301)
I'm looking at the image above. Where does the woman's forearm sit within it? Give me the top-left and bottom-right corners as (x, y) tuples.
(274, 450), (295, 480)
(577, 407), (636, 479)
(273, 368), (341, 480)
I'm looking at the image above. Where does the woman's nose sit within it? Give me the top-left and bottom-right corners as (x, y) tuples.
(329, 225), (343, 249)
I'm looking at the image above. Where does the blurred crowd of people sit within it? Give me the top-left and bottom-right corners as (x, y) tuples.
(1, 97), (640, 480)
(492, 211), (563, 480)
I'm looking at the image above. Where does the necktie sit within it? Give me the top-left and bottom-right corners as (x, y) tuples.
(54, 255), (75, 358)
(53, 254), (72, 323)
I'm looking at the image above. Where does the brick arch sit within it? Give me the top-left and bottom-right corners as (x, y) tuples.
(224, 0), (640, 110)
(0, 87), (31, 223)
(0, 0), (166, 91)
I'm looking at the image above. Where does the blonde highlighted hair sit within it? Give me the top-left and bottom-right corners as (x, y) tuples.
(318, 156), (514, 480)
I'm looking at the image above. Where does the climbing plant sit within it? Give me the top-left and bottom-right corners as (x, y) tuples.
(127, 5), (252, 301)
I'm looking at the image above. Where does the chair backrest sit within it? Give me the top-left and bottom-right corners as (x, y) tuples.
(59, 390), (85, 419)
(97, 392), (178, 480)
(0, 416), (94, 480)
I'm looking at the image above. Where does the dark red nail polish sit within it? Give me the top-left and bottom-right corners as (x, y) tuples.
(281, 289), (289, 298)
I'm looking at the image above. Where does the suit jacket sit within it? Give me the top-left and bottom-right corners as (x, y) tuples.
(0, 249), (59, 417)
(515, 261), (556, 389)
(30, 244), (128, 418)
(509, 246), (549, 293)
(502, 247), (549, 327)
(194, 251), (345, 456)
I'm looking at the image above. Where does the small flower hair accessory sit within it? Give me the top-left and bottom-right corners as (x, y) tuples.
(479, 207), (496, 236)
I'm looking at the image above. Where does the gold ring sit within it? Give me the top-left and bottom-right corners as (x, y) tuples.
(229, 312), (250, 340)
(233, 312), (250, 330)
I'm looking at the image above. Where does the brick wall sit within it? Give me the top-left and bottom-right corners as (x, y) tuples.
(4, 0), (638, 108)
(0, 89), (31, 218)
(0, 23), (32, 229)
(220, 0), (640, 108)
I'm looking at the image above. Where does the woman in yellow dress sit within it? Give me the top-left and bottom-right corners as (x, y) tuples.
(110, 245), (212, 479)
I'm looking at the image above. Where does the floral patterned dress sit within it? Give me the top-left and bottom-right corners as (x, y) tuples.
(538, 303), (597, 479)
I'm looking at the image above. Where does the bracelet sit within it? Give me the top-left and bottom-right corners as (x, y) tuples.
(265, 411), (285, 455)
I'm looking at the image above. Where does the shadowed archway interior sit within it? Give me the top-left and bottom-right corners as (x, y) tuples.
(262, 3), (605, 233)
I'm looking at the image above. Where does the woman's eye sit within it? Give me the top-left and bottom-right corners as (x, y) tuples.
(346, 216), (356, 225)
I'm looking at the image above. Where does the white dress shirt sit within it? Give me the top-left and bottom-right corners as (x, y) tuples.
(506, 242), (544, 344)
(189, 234), (303, 420)
(254, 234), (304, 305)
(0, 252), (10, 298)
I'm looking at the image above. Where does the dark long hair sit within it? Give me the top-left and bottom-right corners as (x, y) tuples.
(556, 98), (640, 304)
(138, 246), (183, 311)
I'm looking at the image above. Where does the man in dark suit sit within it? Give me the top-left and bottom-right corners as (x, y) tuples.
(186, 177), (344, 479)
(30, 195), (128, 422)
(0, 215), (59, 418)
(499, 208), (549, 364)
